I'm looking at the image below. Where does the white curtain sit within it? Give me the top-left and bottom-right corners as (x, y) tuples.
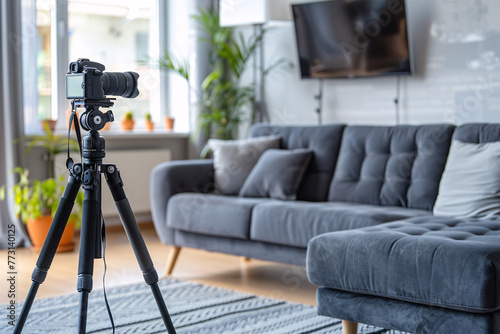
(0, 0), (29, 248)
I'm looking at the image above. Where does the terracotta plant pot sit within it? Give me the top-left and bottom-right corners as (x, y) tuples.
(145, 120), (154, 131)
(164, 116), (175, 131)
(40, 119), (57, 132)
(27, 216), (75, 253)
(120, 119), (135, 131)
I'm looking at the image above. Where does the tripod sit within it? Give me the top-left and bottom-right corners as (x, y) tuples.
(13, 129), (177, 334)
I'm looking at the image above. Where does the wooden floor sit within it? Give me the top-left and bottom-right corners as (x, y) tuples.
(0, 224), (318, 306)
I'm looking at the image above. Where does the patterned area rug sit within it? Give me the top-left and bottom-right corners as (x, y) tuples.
(1, 278), (404, 333)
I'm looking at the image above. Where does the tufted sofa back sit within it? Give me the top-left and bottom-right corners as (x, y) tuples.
(250, 124), (345, 202)
(453, 123), (500, 143)
(328, 124), (455, 211)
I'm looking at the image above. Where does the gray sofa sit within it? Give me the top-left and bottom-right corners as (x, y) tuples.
(150, 123), (454, 272)
(151, 124), (500, 334)
(151, 122), (500, 332)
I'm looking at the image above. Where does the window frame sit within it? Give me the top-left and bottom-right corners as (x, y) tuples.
(52, 0), (68, 129)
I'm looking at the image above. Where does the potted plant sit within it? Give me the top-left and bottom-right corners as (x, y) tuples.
(164, 113), (175, 131)
(25, 122), (79, 179)
(40, 119), (57, 132)
(1, 123), (83, 252)
(158, 8), (260, 140)
(121, 111), (135, 131)
(0, 168), (84, 252)
(145, 112), (154, 131)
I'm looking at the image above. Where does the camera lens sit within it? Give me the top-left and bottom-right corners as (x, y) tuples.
(101, 72), (139, 98)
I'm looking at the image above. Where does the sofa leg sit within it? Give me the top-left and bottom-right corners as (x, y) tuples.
(165, 246), (181, 276)
(342, 320), (358, 334)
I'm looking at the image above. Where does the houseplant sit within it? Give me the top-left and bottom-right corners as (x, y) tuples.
(145, 112), (155, 131)
(121, 111), (135, 130)
(25, 122), (79, 178)
(0, 168), (84, 252)
(164, 113), (175, 131)
(157, 55), (185, 131)
(1, 123), (83, 252)
(158, 8), (261, 140)
(40, 119), (57, 132)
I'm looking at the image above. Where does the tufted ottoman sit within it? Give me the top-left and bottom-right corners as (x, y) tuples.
(307, 216), (500, 334)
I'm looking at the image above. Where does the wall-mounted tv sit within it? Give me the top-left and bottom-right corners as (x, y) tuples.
(292, 0), (412, 79)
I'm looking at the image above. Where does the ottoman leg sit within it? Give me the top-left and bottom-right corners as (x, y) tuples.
(342, 320), (358, 334)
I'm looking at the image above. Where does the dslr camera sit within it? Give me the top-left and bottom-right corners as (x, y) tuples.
(66, 58), (139, 100)
(66, 58), (139, 131)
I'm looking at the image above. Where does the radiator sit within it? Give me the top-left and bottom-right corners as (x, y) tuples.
(55, 149), (171, 224)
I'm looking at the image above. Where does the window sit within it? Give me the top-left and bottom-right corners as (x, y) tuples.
(67, 0), (159, 128)
(21, 0), (187, 134)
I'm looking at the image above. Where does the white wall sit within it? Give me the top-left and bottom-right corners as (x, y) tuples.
(255, 0), (500, 127)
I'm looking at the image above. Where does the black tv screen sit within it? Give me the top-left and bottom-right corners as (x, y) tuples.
(292, 0), (412, 79)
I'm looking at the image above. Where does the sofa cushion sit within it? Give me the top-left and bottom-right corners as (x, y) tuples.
(209, 135), (281, 195)
(167, 194), (271, 240)
(250, 124), (345, 202)
(250, 201), (429, 248)
(434, 140), (500, 219)
(239, 149), (313, 200)
(328, 124), (455, 210)
(307, 216), (500, 313)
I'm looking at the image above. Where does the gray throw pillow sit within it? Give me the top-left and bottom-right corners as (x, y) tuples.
(239, 149), (313, 200)
(434, 140), (500, 219)
(209, 136), (281, 195)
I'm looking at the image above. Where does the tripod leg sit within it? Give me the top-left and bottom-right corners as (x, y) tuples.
(104, 165), (176, 334)
(14, 174), (81, 334)
(77, 171), (101, 334)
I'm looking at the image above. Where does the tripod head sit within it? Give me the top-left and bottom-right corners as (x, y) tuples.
(73, 100), (115, 132)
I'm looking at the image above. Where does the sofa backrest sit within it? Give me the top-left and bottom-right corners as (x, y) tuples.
(250, 124), (346, 202)
(328, 124), (455, 211)
(453, 123), (500, 143)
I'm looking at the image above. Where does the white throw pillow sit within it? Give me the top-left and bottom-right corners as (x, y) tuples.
(434, 140), (500, 219)
(208, 136), (281, 195)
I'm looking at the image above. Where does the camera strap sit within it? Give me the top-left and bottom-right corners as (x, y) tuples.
(98, 202), (116, 333)
(66, 102), (84, 174)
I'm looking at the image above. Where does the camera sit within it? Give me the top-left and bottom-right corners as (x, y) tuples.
(66, 58), (139, 100)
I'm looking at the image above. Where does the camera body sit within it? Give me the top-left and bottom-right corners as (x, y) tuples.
(67, 59), (105, 100)
(66, 58), (139, 101)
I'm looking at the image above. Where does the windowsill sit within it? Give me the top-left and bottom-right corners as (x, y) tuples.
(96, 129), (190, 139)
(48, 128), (190, 139)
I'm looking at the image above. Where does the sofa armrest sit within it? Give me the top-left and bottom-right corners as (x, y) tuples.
(150, 159), (214, 244)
